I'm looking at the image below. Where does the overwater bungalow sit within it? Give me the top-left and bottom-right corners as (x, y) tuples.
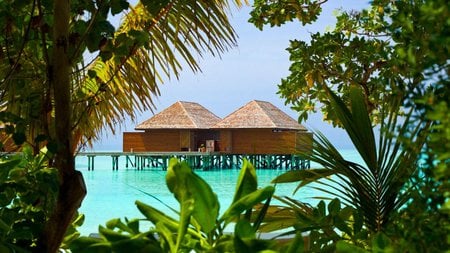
(123, 101), (221, 152)
(212, 100), (312, 155)
(123, 100), (312, 155)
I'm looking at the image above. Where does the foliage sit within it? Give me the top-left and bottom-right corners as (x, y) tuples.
(0, 0), (245, 149)
(69, 159), (285, 252)
(250, 0), (449, 127)
(0, 0), (246, 250)
(60, 212), (86, 251)
(249, 0), (449, 251)
(258, 197), (369, 252)
(274, 86), (426, 232)
(0, 146), (59, 252)
(250, 0), (324, 29)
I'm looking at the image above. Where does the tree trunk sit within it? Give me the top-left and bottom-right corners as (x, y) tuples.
(36, 0), (87, 251)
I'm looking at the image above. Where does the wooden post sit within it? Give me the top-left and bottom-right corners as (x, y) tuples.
(87, 155), (95, 171)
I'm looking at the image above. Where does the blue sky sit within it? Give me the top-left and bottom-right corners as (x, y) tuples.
(91, 1), (370, 151)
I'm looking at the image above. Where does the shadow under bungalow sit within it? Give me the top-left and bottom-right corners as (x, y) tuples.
(122, 100), (312, 170)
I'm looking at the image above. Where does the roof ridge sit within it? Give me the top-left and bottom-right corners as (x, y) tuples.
(253, 100), (277, 128)
(178, 101), (198, 127)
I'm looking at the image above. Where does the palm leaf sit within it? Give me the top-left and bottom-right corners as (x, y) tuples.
(72, 0), (246, 146)
(293, 86), (427, 232)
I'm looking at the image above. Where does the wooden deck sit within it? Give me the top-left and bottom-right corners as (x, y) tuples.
(77, 152), (310, 171)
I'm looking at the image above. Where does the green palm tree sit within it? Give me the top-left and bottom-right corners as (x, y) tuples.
(274, 85), (428, 234)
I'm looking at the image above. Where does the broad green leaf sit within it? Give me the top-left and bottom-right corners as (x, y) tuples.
(188, 172), (219, 233)
(176, 197), (194, 250)
(99, 226), (130, 242)
(0, 158), (21, 181)
(232, 159), (258, 204)
(105, 218), (134, 234)
(166, 158), (219, 233)
(155, 222), (176, 252)
(7, 167), (26, 180)
(234, 220), (255, 239)
(136, 200), (179, 231)
(165, 158), (190, 201)
(106, 218), (121, 229)
(220, 186), (275, 222)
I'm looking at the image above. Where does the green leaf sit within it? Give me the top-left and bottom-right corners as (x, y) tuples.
(220, 186), (275, 222)
(272, 169), (334, 184)
(234, 220), (255, 239)
(232, 159), (258, 213)
(372, 233), (393, 251)
(188, 172), (219, 233)
(155, 222), (176, 251)
(69, 236), (111, 253)
(286, 232), (305, 253)
(127, 219), (140, 234)
(328, 198), (341, 216)
(141, 0), (169, 16)
(87, 70), (97, 79)
(272, 169), (336, 194)
(336, 241), (368, 253)
(326, 85), (377, 169)
(86, 20), (115, 52)
(135, 200), (179, 231)
(110, 0), (129, 15)
(8, 167), (26, 180)
(0, 158), (21, 181)
(99, 226), (130, 242)
(166, 158), (219, 233)
(111, 237), (162, 253)
(128, 30), (150, 47)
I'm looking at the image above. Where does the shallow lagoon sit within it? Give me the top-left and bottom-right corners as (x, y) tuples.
(76, 149), (362, 235)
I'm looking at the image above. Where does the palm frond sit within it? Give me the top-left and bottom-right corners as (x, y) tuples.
(297, 86), (427, 232)
(72, 0), (244, 146)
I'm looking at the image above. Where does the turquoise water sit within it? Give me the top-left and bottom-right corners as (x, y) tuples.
(76, 149), (363, 235)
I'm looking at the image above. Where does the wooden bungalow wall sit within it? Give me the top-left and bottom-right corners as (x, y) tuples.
(219, 129), (312, 155)
(296, 132), (313, 154)
(123, 130), (180, 152)
(123, 129), (312, 154)
(123, 130), (220, 152)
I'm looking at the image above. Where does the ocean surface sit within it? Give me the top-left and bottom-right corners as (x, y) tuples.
(76, 149), (363, 235)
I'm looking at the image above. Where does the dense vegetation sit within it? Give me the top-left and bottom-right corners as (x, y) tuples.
(0, 0), (243, 251)
(0, 0), (448, 252)
(249, 0), (449, 251)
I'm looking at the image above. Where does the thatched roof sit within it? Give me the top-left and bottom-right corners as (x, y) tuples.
(213, 100), (306, 130)
(135, 101), (221, 130)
